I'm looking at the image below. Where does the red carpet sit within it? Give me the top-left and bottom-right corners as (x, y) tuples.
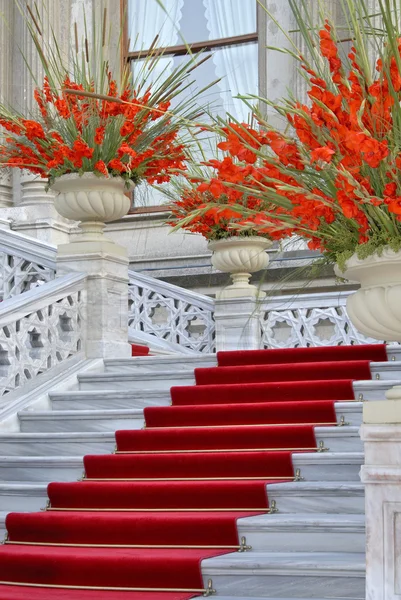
(131, 344), (150, 357)
(0, 343), (387, 598)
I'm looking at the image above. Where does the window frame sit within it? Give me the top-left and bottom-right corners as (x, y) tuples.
(121, 0), (267, 214)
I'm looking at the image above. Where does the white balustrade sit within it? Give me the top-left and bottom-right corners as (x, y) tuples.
(261, 290), (377, 348)
(0, 228), (56, 301)
(128, 271), (216, 354)
(0, 273), (86, 396)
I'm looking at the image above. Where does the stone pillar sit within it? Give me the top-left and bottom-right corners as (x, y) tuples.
(214, 298), (263, 352)
(56, 238), (131, 359)
(0, 0), (14, 207)
(360, 386), (401, 599)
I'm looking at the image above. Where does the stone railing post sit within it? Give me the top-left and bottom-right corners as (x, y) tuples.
(56, 237), (131, 359)
(214, 298), (263, 352)
(360, 386), (401, 599)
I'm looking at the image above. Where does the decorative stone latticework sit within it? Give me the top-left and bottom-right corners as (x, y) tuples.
(0, 253), (55, 300)
(128, 271), (216, 354)
(261, 291), (377, 348)
(0, 275), (85, 396)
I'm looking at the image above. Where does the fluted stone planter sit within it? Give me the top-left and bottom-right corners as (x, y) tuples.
(335, 248), (401, 341)
(51, 173), (132, 241)
(209, 236), (272, 299)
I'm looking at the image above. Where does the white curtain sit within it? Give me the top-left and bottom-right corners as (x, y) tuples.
(129, 0), (184, 85)
(203, 0), (258, 122)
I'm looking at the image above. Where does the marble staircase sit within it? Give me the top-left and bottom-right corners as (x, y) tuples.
(0, 353), (400, 598)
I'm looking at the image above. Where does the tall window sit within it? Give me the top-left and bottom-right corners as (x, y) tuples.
(123, 0), (265, 208)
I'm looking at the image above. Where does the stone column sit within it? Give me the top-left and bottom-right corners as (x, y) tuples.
(56, 236), (131, 359)
(214, 298), (263, 351)
(360, 386), (401, 599)
(0, 0), (14, 207)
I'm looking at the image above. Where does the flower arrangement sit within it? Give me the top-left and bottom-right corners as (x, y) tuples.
(172, 0), (401, 270)
(167, 124), (290, 242)
(0, 8), (208, 189)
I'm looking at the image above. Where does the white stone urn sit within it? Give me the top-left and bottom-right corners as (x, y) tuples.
(335, 247), (401, 341)
(51, 173), (132, 240)
(209, 236), (272, 299)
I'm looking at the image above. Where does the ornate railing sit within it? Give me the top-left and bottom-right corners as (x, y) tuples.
(0, 228), (56, 300)
(261, 290), (375, 348)
(128, 270), (215, 354)
(0, 273), (86, 396)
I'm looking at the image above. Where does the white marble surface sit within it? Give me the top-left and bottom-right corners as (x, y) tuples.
(265, 481), (364, 514)
(237, 512), (365, 553)
(18, 408), (144, 433)
(314, 426), (363, 452)
(361, 421), (401, 599)
(49, 389), (171, 411)
(353, 379), (401, 400)
(78, 370), (195, 391)
(104, 355), (217, 373)
(335, 401), (363, 426)
(0, 456), (83, 482)
(292, 452), (364, 481)
(0, 431), (116, 456)
(0, 483), (48, 512)
(370, 361), (401, 380)
(201, 551), (365, 599)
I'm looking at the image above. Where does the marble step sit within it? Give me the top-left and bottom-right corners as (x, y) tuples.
(78, 364), (397, 393)
(370, 361), (401, 380)
(238, 513), (365, 553)
(201, 551), (365, 598)
(314, 426), (362, 452)
(292, 452), (364, 481)
(353, 379), (401, 401)
(49, 390), (171, 411)
(104, 355), (216, 373)
(18, 409), (144, 433)
(265, 481), (364, 514)
(0, 456), (83, 482)
(78, 370), (194, 391)
(0, 432), (116, 456)
(334, 402), (362, 427)
(0, 483), (48, 512)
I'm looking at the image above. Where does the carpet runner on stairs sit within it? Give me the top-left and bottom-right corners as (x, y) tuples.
(0, 343), (387, 599)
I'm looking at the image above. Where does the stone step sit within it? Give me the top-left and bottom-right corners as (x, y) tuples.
(265, 481), (364, 514)
(292, 452), (364, 481)
(353, 379), (401, 401)
(49, 390), (171, 411)
(0, 457), (83, 483)
(200, 551), (365, 598)
(0, 432), (115, 456)
(78, 370), (194, 391)
(0, 483), (48, 512)
(77, 363), (396, 393)
(18, 409), (144, 433)
(370, 361), (401, 380)
(314, 426), (362, 452)
(104, 355), (216, 373)
(238, 513), (365, 553)
(334, 402), (362, 426)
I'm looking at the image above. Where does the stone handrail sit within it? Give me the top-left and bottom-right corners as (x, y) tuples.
(128, 270), (215, 354)
(260, 289), (376, 348)
(0, 272), (86, 397)
(0, 226), (56, 300)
